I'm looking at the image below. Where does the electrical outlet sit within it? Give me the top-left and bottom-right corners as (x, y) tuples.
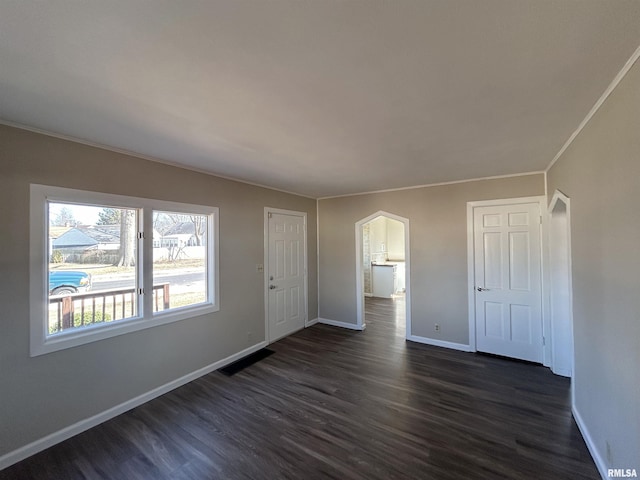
(435, 324), (440, 332)
(256, 264), (264, 272)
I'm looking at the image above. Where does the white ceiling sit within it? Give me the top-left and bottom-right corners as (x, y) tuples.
(1, 1), (639, 198)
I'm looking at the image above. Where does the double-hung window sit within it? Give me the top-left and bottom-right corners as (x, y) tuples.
(30, 185), (219, 356)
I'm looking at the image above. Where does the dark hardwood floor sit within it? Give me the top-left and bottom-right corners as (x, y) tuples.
(1, 296), (599, 479)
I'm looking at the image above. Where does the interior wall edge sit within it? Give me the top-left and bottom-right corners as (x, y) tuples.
(572, 405), (608, 480)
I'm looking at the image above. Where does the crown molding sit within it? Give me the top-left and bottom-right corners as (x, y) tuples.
(546, 43), (640, 172)
(0, 120), (316, 200)
(318, 171), (545, 200)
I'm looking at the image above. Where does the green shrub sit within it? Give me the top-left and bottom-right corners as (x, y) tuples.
(50, 250), (64, 263)
(73, 311), (112, 327)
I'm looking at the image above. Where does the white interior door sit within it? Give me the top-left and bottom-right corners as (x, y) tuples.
(267, 211), (306, 342)
(473, 202), (543, 362)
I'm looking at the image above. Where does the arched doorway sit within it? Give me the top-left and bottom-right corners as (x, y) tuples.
(355, 211), (410, 338)
(549, 190), (574, 379)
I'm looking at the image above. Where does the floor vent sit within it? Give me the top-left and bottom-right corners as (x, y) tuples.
(218, 348), (275, 376)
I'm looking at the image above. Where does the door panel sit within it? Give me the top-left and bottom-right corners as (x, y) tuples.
(510, 304), (532, 343)
(485, 302), (504, 338)
(509, 232), (530, 290)
(474, 203), (542, 362)
(483, 232), (503, 288)
(268, 212), (306, 342)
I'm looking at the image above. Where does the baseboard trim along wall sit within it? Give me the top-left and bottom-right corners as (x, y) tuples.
(318, 318), (365, 331)
(407, 335), (473, 352)
(305, 317), (319, 327)
(573, 405), (607, 480)
(0, 341), (269, 471)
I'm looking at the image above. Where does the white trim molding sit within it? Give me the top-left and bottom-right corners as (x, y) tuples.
(319, 171), (544, 200)
(466, 196), (550, 365)
(407, 335), (472, 352)
(354, 211), (411, 338)
(30, 184), (220, 356)
(573, 405), (608, 480)
(0, 120), (316, 200)
(0, 341), (268, 471)
(318, 318), (366, 331)
(546, 44), (640, 172)
(306, 317), (319, 327)
(264, 207), (309, 344)
(548, 190), (575, 381)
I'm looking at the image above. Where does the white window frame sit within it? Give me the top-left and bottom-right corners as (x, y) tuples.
(30, 184), (219, 356)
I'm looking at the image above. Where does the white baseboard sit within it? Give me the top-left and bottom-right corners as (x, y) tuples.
(306, 317), (319, 327)
(407, 335), (472, 352)
(364, 292), (373, 297)
(573, 405), (607, 480)
(0, 341), (268, 471)
(318, 318), (365, 331)
(551, 366), (572, 378)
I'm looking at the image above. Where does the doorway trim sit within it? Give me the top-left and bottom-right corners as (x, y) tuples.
(466, 196), (550, 364)
(548, 190), (574, 379)
(264, 207), (309, 344)
(355, 211), (411, 337)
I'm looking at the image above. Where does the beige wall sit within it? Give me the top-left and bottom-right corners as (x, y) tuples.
(386, 217), (405, 261)
(318, 174), (544, 344)
(547, 58), (640, 471)
(4, 54), (637, 469)
(0, 125), (317, 458)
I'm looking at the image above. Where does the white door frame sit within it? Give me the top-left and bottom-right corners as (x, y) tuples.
(264, 207), (309, 344)
(466, 196), (550, 365)
(355, 211), (411, 337)
(548, 190), (574, 379)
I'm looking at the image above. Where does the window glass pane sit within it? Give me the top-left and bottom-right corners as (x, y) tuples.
(152, 211), (208, 312)
(48, 202), (138, 335)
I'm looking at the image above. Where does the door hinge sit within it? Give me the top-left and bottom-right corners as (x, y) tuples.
(138, 288), (145, 295)
(268, 212), (272, 218)
(138, 231), (145, 239)
(542, 336), (546, 346)
(539, 215), (543, 224)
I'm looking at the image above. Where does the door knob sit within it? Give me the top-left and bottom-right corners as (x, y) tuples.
(476, 287), (489, 292)
(269, 285), (277, 290)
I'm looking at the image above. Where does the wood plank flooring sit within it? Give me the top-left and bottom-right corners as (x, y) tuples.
(1, 296), (599, 479)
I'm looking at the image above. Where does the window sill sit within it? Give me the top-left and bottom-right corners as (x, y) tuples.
(32, 303), (219, 357)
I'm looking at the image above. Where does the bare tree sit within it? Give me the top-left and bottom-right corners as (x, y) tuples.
(190, 214), (206, 246)
(151, 212), (206, 262)
(153, 212), (173, 235)
(116, 210), (136, 266)
(53, 206), (78, 227)
(161, 213), (206, 245)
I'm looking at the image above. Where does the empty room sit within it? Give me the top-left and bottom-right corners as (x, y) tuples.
(0, 1), (638, 479)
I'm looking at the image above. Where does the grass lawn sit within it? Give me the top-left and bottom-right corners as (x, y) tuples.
(48, 289), (206, 334)
(50, 259), (204, 276)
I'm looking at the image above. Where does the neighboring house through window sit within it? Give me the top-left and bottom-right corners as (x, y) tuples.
(30, 184), (219, 356)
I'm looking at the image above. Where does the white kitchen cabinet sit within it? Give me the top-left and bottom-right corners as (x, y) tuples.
(372, 264), (396, 298)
